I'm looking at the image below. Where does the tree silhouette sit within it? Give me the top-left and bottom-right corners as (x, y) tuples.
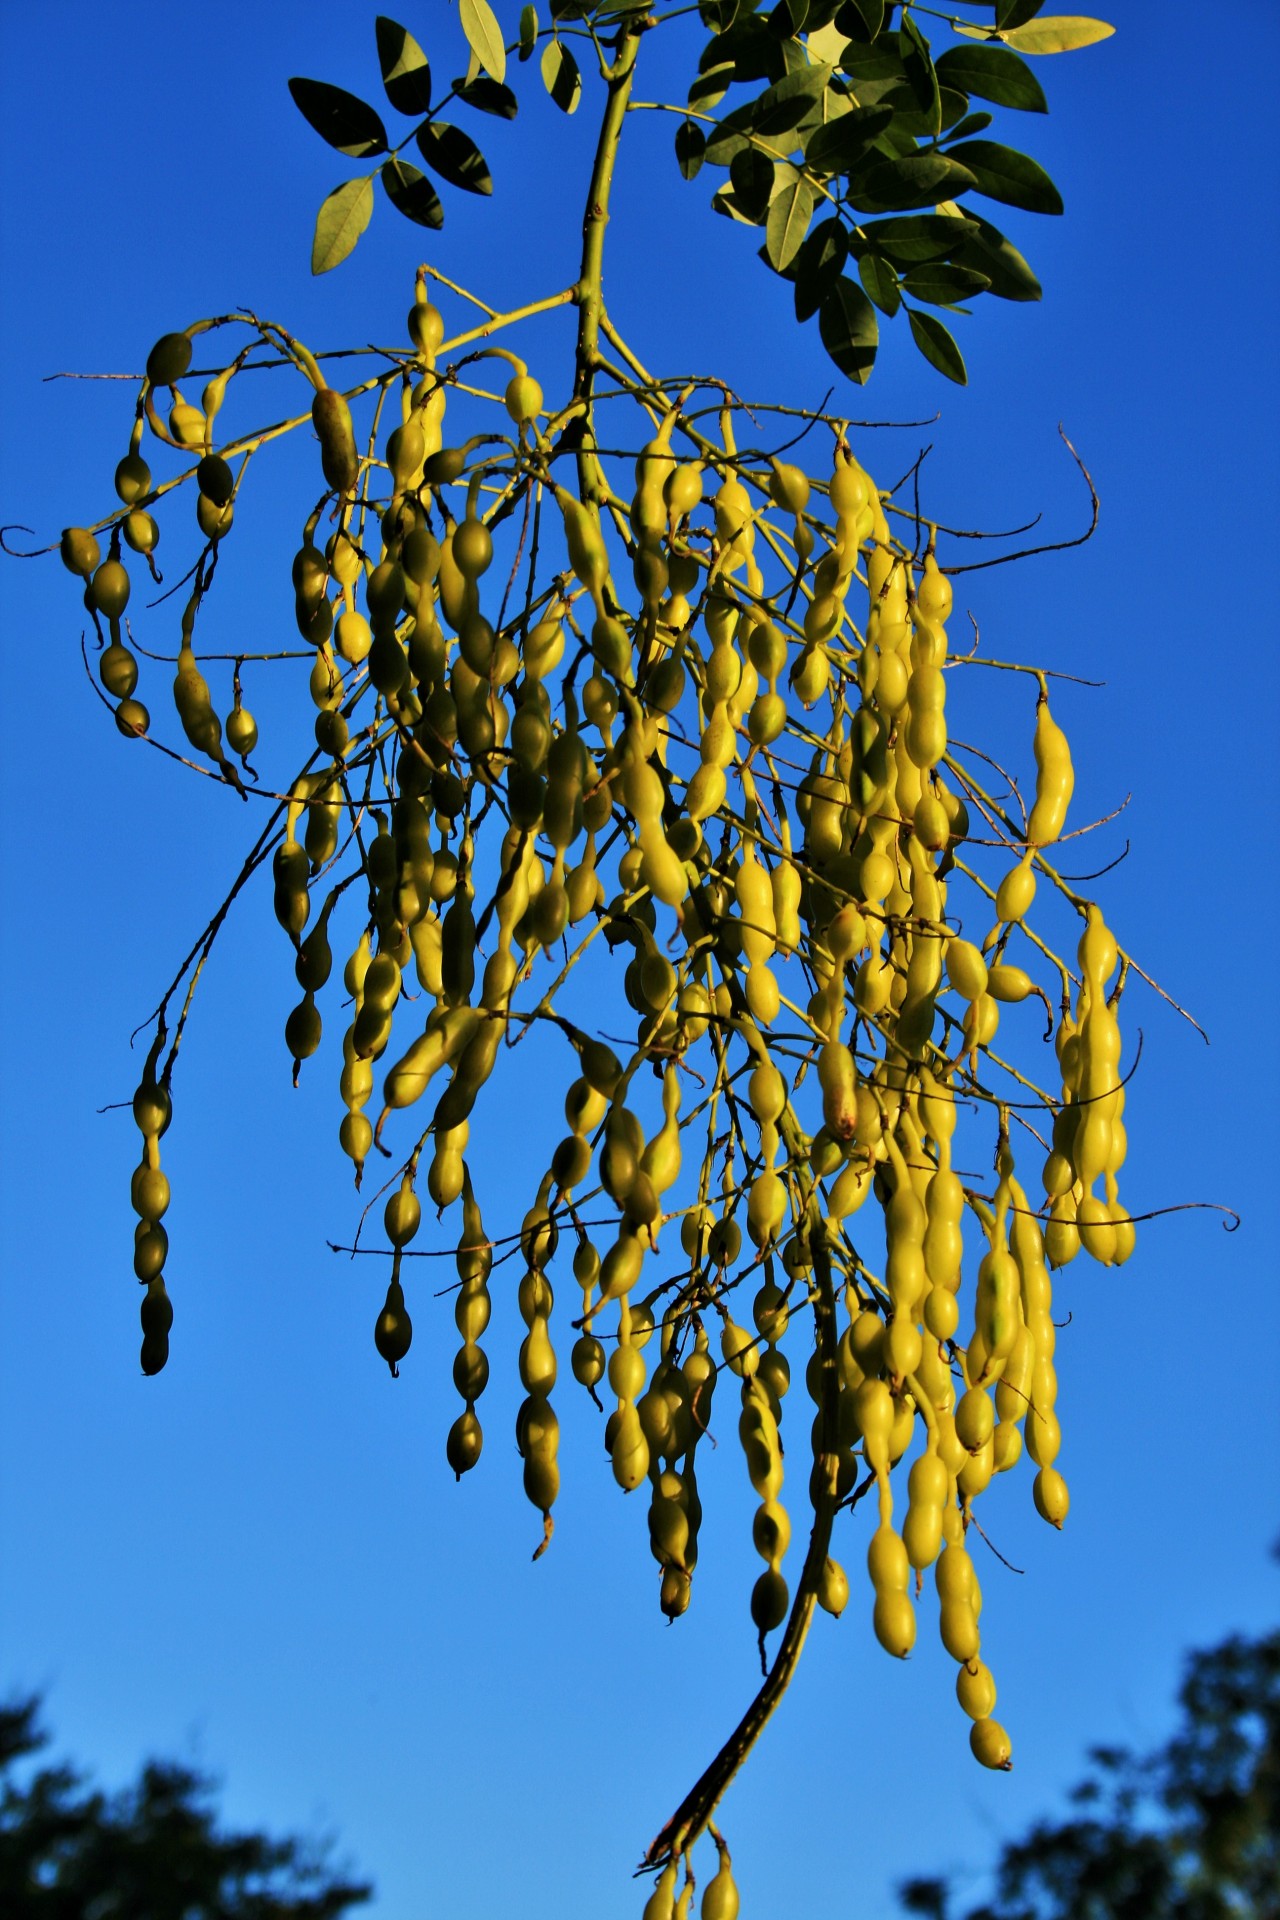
(0, 1696), (372, 1919)
(899, 1626), (1279, 1920)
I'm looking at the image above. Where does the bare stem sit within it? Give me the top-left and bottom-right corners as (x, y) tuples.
(643, 1167), (842, 1873)
(571, 16), (647, 497)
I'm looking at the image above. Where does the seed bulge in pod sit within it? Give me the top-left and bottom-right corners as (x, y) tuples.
(140, 1332), (170, 1376)
(60, 527), (101, 576)
(168, 402), (206, 448)
(123, 509), (160, 554)
(312, 388), (359, 495)
(408, 301), (444, 355)
(969, 1718), (1013, 1770)
(374, 1277), (412, 1371)
(114, 454), (153, 505)
(100, 643), (138, 699)
(89, 559), (130, 619)
(956, 1660), (997, 1720)
(505, 372), (543, 423)
(196, 453), (235, 506)
(402, 524), (442, 586)
(446, 1409), (483, 1478)
(134, 1221), (168, 1282)
(146, 332), (192, 386)
(140, 1277), (174, 1339)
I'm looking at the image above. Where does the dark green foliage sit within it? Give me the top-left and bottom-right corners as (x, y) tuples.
(286, 1), (1112, 375)
(898, 1628), (1280, 1920)
(0, 1697), (373, 1919)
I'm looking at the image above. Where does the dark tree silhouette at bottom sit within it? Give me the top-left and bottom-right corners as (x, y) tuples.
(0, 1697), (372, 1919)
(899, 1627), (1279, 1920)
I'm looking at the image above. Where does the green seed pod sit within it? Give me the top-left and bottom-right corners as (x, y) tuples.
(374, 1276), (412, 1372)
(114, 453), (153, 505)
(312, 387), (359, 495)
(196, 453), (235, 506)
(146, 331), (193, 386)
(60, 527), (101, 576)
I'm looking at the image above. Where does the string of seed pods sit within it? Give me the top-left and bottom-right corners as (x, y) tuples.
(59, 266), (1167, 1898)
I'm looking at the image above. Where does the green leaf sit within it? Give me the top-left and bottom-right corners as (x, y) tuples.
(945, 138), (1062, 213)
(770, 0), (809, 34)
(690, 61), (735, 111)
(375, 19), (432, 115)
(311, 175), (375, 274)
(852, 151), (976, 213)
(748, 62), (834, 136)
(416, 121), (493, 194)
(819, 277), (879, 382)
(699, 0), (747, 28)
(804, 104), (893, 174)
(454, 74), (519, 117)
(460, 0), (506, 84)
(1002, 16), (1116, 53)
(710, 185), (758, 225)
(765, 174), (817, 270)
(859, 213), (973, 264)
(902, 261), (990, 305)
(950, 214), (1041, 300)
(840, 38), (904, 82)
(836, 0), (884, 41)
(675, 119), (707, 180)
(899, 13), (941, 134)
(541, 40), (581, 112)
(807, 23), (851, 67)
(996, 0), (1045, 27)
(288, 79), (388, 159)
(729, 147), (776, 222)
(793, 216), (848, 321)
(935, 43), (1048, 111)
(889, 84), (971, 140)
(906, 308), (967, 383)
(380, 157), (445, 229)
(703, 16), (787, 86)
(519, 5), (539, 60)
(857, 251), (900, 316)
(944, 111), (995, 142)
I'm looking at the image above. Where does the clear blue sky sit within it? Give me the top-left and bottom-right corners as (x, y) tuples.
(1, 4), (1277, 1917)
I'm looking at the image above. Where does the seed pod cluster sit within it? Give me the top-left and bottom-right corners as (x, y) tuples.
(62, 279), (1154, 1867)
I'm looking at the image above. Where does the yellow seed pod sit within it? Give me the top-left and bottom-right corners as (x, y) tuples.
(701, 1837), (740, 1920)
(939, 1598), (981, 1665)
(748, 1060), (786, 1126)
(1033, 1465), (1070, 1527)
(664, 462), (703, 518)
(946, 939), (989, 1002)
(817, 1556), (850, 1617)
(867, 1523), (910, 1593)
(956, 1660), (997, 1720)
(830, 455), (869, 519)
(1026, 693), (1074, 846)
(969, 1718), (1013, 1770)
(746, 1168), (787, 1248)
(917, 549), (953, 623)
(873, 1589), (916, 1658)
(769, 457), (810, 515)
(771, 858), (802, 953)
(996, 854), (1037, 925)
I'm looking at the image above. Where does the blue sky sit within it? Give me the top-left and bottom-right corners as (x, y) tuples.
(0, 4), (1277, 1917)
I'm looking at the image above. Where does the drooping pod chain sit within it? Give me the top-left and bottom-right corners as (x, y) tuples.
(59, 268), (1168, 1894)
